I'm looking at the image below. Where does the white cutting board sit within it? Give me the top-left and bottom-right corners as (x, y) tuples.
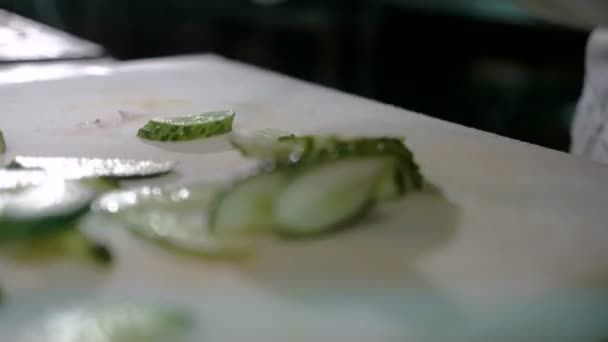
(1, 55), (607, 341)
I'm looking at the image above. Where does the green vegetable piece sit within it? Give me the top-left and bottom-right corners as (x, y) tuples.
(210, 170), (286, 236)
(240, 135), (424, 199)
(92, 183), (252, 258)
(0, 180), (96, 242)
(0, 130), (5, 154)
(0, 170), (119, 192)
(274, 157), (385, 237)
(9, 156), (174, 179)
(21, 304), (193, 342)
(137, 110), (235, 141)
(229, 128), (297, 160)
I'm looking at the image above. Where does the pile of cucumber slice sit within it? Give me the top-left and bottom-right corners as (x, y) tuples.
(212, 134), (423, 238)
(0, 111), (424, 261)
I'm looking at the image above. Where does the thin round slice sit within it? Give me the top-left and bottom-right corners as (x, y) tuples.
(274, 157), (386, 237)
(0, 170), (119, 192)
(0, 180), (96, 242)
(9, 156), (174, 179)
(20, 303), (193, 342)
(92, 183), (252, 258)
(137, 110), (235, 141)
(210, 171), (286, 236)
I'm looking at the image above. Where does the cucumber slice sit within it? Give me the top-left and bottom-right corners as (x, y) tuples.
(0, 170), (119, 192)
(9, 156), (174, 179)
(21, 304), (193, 342)
(210, 171), (286, 236)
(92, 183), (252, 257)
(277, 136), (423, 197)
(0, 130), (5, 153)
(137, 110), (235, 141)
(274, 158), (385, 237)
(229, 128), (297, 160)
(0, 181), (96, 242)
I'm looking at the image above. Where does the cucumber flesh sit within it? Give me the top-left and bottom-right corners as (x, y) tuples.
(274, 157), (385, 237)
(229, 128), (298, 160)
(210, 171), (286, 236)
(92, 183), (252, 257)
(9, 156), (174, 179)
(20, 303), (193, 342)
(235, 135), (423, 196)
(137, 110), (235, 141)
(0, 180), (96, 242)
(0, 170), (119, 192)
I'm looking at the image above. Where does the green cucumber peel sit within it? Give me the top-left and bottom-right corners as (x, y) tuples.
(138, 110), (235, 142)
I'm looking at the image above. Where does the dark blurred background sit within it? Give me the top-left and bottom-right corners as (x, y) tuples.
(0, 0), (588, 151)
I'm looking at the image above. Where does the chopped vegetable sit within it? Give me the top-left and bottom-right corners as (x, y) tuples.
(0, 180), (96, 242)
(229, 128), (297, 160)
(91, 183), (252, 257)
(0, 170), (119, 192)
(229, 134), (423, 199)
(279, 136), (423, 196)
(20, 303), (193, 342)
(210, 170), (286, 236)
(137, 110), (235, 141)
(8, 156), (174, 179)
(0, 130), (5, 153)
(274, 157), (386, 237)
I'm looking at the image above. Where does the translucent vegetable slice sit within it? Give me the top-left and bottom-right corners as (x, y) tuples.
(0, 180), (96, 242)
(8, 156), (174, 179)
(0, 169), (119, 192)
(233, 135), (424, 199)
(92, 183), (253, 258)
(283, 136), (423, 194)
(137, 110), (235, 142)
(209, 171), (286, 236)
(229, 128), (297, 160)
(274, 157), (386, 237)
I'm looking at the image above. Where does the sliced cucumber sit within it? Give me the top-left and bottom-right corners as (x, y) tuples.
(0, 169), (119, 192)
(0, 130), (5, 153)
(274, 157), (385, 237)
(210, 171), (286, 236)
(283, 136), (423, 194)
(21, 303), (193, 342)
(230, 134), (423, 197)
(229, 128), (297, 160)
(0, 180), (96, 242)
(9, 156), (174, 179)
(137, 110), (235, 141)
(92, 183), (252, 257)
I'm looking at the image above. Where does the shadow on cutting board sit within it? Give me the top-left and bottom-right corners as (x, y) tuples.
(240, 182), (464, 334)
